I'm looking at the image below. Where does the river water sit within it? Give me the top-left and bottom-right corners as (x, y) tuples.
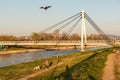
(0, 46), (109, 67)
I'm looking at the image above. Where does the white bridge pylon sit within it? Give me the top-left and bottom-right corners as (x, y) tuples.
(81, 9), (87, 51)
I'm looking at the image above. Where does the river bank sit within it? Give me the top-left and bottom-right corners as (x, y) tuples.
(0, 47), (74, 55)
(0, 47), (114, 80)
(0, 49), (45, 55)
(0, 45), (109, 55)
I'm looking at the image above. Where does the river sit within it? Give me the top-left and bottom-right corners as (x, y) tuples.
(0, 46), (109, 67)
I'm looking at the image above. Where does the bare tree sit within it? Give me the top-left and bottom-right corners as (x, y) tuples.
(69, 33), (80, 40)
(0, 35), (17, 41)
(53, 29), (60, 40)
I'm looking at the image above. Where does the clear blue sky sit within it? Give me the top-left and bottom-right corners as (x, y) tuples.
(0, 0), (120, 36)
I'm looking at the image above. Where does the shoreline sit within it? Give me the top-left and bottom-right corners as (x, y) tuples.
(0, 45), (109, 55)
(0, 49), (45, 55)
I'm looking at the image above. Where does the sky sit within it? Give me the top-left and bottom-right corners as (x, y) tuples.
(0, 0), (120, 36)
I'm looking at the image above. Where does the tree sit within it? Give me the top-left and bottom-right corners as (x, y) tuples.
(69, 33), (80, 40)
(30, 32), (40, 41)
(0, 35), (17, 41)
(39, 32), (53, 40)
(60, 31), (68, 40)
(18, 36), (29, 41)
(53, 29), (60, 40)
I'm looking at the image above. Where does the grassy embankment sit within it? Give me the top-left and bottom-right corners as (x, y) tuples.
(114, 64), (120, 80)
(29, 48), (114, 80)
(114, 47), (120, 80)
(0, 48), (114, 80)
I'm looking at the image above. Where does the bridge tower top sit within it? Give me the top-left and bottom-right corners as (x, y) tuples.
(81, 9), (85, 18)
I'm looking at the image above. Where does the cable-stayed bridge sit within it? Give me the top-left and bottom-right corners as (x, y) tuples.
(0, 10), (119, 51)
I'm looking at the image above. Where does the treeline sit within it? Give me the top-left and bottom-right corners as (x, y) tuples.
(0, 32), (114, 41)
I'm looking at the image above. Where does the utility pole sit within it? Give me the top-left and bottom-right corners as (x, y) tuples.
(81, 9), (87, 51)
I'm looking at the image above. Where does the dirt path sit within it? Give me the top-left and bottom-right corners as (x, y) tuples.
(19, 53), (93, 80)
(102, 52), (115, 80)
(102, 49), (120, 80)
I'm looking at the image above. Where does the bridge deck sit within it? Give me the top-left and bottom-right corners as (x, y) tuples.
(0, 40), (119, 46)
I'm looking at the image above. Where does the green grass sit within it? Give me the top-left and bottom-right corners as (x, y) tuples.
(29, 53), (92, 80)
(29, 48), (114, 80)
(114, 49), (120, 80)
(0, 49), (94, 80)
(61, 48), (113, 80)
(0, 48), (114, 80)
(114, 63), (120, 80)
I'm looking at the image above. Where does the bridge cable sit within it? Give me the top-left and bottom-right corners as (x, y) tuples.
(42, 15), (81, 40)
(63, 17), (81, 40)
(55, 15), (81, 32)
(85, 13), (105, 34)
(39, 12), (81, 33)
(85, 13), (112, 45)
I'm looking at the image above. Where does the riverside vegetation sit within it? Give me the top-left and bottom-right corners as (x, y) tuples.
(0, 47), (114, 80)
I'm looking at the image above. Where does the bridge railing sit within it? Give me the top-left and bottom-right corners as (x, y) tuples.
(0, 40), (113, 42)
(0, 40), (114, 44)
(0, 40), (111, 43)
